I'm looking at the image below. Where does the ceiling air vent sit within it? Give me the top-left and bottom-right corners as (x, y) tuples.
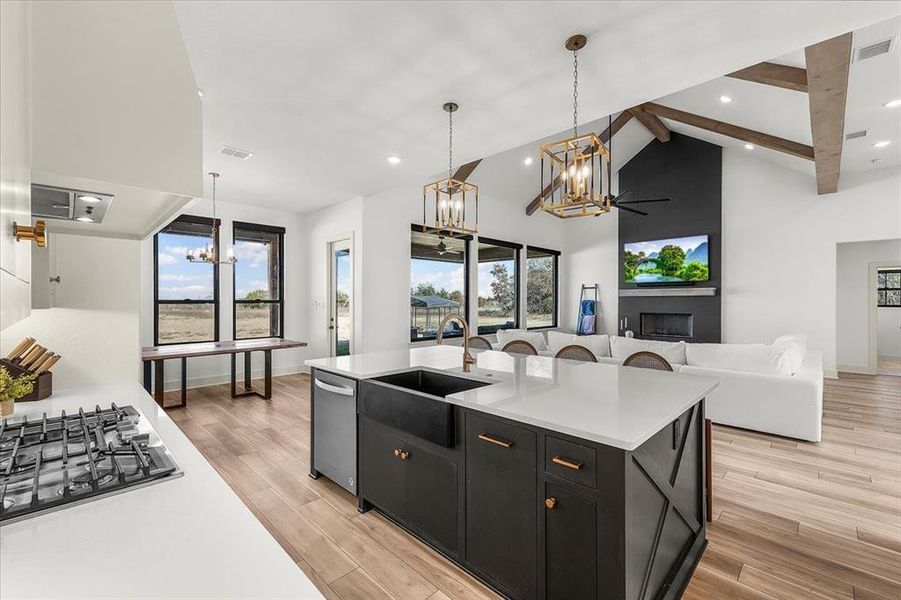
(854, 38), (893, 62)
(845, 130), (868, 140)
(219, 145), (253, 160)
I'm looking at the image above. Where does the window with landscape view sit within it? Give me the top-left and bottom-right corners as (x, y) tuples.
(410, 227), (468, 341)
(526, 247), (559, 328)
(478, 238), (521, 334)
(154, 215), (219, 345)
(878, 269), (900, 307)
(234, 222), (285, 339)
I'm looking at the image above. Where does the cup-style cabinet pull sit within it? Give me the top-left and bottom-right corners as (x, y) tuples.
(545, 497), (557, 510)
(393, 448), (410, 460)
(478, 433), (513, 448)
(552, 456), (583, 471)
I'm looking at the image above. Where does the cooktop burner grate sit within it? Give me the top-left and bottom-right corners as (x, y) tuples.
(0, 404), (181, 524)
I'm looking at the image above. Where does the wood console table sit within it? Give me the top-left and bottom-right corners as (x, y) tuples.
(141, 338), (307, 407)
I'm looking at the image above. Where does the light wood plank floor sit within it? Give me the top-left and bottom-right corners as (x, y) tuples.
(163, 372), (901, 600)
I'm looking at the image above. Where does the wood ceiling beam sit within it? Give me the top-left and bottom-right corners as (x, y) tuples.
(727, 62), (809, 93)
(525, 111), (634, 216)
(628, 106), (671, 142)
(639, 102), (815, 161)
(805, 33), (852, 195)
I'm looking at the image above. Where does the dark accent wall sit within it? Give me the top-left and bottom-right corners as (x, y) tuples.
(618, 132), (722, 343)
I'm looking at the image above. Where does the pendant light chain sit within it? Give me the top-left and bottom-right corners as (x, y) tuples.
(448, 107), (454, 178)
(572, 49), (579, 137)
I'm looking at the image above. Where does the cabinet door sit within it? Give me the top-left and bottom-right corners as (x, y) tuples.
(545, 483), (598, 600)
(404, 446), (459, 556)
(360, 418), (405, 519)
(465, 412), (537, 600)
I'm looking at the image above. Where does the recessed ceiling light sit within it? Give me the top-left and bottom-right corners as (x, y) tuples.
(873, 140), (891, 148)
(387, 155), (402, 165)
(197, 88), (204, 98)
(885, 98), (901, 108)
(523, 157), (533, 166)
(77, 195), (102, 203)
(872, 158), (885, 166)
(75, 216), (95, 223)
(744, 143), (754, 150)
(719, 95), (733, 104)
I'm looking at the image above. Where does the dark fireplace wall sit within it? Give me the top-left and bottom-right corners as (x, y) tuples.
(618, 132), (722, 343)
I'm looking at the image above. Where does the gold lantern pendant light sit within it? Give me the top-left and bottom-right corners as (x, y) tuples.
(421, 102), (479, 236)
(539, 34), (611, 219)
(186, 172), (237, 265)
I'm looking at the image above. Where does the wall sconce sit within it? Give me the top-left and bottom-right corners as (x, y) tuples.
(14, 220), (47, 248)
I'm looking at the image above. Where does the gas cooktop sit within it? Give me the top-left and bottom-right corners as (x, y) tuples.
(0, 404), (182, 525)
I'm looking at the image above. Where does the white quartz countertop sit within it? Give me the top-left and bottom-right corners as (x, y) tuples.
(306, 346), (719, 451)
(0, 381), (323, 600)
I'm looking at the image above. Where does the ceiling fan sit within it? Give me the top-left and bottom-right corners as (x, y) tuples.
(435, 236), (460, 255)
(599, 114), (671, 217)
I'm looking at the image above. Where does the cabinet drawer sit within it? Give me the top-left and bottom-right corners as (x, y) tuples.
(545, 436), (597, 489)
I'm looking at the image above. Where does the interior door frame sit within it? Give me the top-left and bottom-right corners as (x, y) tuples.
(869, 260), (901, 373)
(327, 232), (354, 357)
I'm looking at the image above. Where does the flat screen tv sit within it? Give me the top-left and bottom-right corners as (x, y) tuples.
(624, 234), (709, 283)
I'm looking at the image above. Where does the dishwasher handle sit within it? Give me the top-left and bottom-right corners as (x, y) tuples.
(314, 378), (355, 396)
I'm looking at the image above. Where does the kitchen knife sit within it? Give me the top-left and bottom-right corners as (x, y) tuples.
(23, 350), (53, 371)
(33, 354), (60, 375)
(18, 345), (45, 367)
(5, 338), (35, 361)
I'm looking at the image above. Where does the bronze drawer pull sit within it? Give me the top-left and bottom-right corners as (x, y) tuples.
(393, 448), (410, 460)
(552, 456), (583, 471)
(478, 433), (513, 448)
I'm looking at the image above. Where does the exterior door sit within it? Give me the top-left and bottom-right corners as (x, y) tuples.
(328, 238), (352, 357)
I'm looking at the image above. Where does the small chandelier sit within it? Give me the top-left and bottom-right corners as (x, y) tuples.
(421, 102), (479, 236)
(187, 172), (237, 265)
(539, 34), (611, 219)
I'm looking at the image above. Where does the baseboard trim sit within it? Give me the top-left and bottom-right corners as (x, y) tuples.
(835, 365), (875, 376)
(162, 364), (310, 392)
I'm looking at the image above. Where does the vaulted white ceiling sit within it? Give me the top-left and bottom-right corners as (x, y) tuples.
(174, 1), (901, 212)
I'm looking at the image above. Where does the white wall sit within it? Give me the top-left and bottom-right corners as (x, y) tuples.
(836, 239), (901, 372)
(0, 0), (32, 331)
(0, 234), (140, 389)
(140, 199), (309, 390)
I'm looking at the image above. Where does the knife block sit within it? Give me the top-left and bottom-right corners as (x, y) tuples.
(0, 358), (53, 402)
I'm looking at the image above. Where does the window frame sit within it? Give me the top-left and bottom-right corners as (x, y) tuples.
(409, 224), (471, 343)
(232, 221), (286, 340)
(525, 245), (560, 330)
(477, 236), (522, 335)
(153, 215), (220, 346)
(877, 268), (901, 308)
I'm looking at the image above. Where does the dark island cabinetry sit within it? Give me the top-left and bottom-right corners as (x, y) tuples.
(355, 385), (707, 600)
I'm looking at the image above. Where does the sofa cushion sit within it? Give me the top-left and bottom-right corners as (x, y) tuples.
(496, 329), (548, 352)
(772, 334), (807, 374)
(610, 336), (687, 365)
(685, 343), (794, 376)
(547, 332), (610, 358)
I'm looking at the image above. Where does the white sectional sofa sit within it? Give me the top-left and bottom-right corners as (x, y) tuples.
(491, 329), (824, 442)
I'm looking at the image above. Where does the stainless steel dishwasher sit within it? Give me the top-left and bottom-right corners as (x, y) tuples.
(310, 369), (358, 495)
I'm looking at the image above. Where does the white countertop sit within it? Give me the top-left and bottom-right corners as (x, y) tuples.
(0, 382), (323, 600)
(307, 346), (719, 451)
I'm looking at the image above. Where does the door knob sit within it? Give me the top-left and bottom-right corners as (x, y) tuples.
(545, 497), (557, 510)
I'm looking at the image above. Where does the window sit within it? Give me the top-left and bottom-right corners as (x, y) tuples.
(478, 238), (521, 334)
(410, 226), (469, 341)
(154, 215), (219, 345)
(526, 246), (559, 329)
(878, 269), (901, 307)
(233, 222), (285, 339)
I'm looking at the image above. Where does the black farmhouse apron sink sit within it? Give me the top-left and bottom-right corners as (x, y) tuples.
(358, 369), (493, 447)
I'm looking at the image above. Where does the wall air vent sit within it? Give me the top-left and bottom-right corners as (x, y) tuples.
(31, 184), (112, 224)
(219, 145), (254, 160)
(845, 130), (868, 140)
(854, 38), (893, 62)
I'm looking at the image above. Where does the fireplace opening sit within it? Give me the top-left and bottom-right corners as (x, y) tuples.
(640, 313), (693, 340)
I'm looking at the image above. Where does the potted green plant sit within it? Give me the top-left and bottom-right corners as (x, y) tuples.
(0, 366), (36, 417)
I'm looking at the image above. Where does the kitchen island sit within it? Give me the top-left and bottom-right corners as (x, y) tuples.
(307, 345), (719, 600)
(0, 381), (323, 600)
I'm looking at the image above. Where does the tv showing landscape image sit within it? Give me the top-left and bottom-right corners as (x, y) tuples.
(624, 235), (709, 283)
